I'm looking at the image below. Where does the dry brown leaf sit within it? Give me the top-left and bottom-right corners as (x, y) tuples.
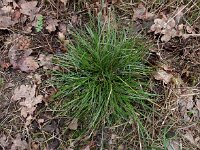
(177, 88), (195, 121)
(11, 134), (28, 150)
(12, 84), (37, 101)
(20, 1), (38, 21)
(60, 0), (68, 6)
(7, 34), (32, 70)
(38, 54), (53, 69)
(133, 3), (154, 21)
(186, 26), (195, 34)
(1, 5), (13, 14)
(83, 145), (90, 150)
(161, 28), (177, 42)
(58, 23), (67, 34)
(31, 142), (40, 150)
(18, 56), (39, 72)
(0, 134), (9, 147)
(46, 18), (59, 33)
(167, 140), (180, 150)
(174, 5), (185, 23)
(20, 95), (43, 117)
(0, 16), (15, 28)
(58, 32), (65, 42)
(68, 118), (78, 130)
(27, 73), (42, 84)
(34, 74), (42, 84)
(183, 131), (198, 146)
(154, 69), (173, 84)
(12, 84), (43, 118)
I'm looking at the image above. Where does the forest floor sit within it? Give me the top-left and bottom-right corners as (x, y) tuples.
(0, 0), (200, 149)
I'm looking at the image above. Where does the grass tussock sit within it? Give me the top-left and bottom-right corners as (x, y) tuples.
(51, 20), (155, 131)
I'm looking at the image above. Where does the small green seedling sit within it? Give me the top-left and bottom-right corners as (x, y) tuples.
(36, 15), (43, 32)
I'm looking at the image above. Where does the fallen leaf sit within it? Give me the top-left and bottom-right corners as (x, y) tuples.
(167, 140), (180, 150)
(71, 15), (78, 25)
(27, 74), (42, 84)
(38, 54), (53, 69)
(0, 134), (9, 147)
(83, 145), (90, 150)
(12, 84), (43, 117)
(133, 3), (154, 21)
(58, 23), (67, 34)
(177, 88), (196, 121)
(186, 26), (195, 34)
(11, 134), (28, 150)
(47, 138), (60, 150)
(68, 118), (78, 130)
(25, 115), (33, 126)
(12, 84), (37, 101)
(31, 142), (40, 150)
(154, 69), (173, 84)
(18, 56), (39, 72)
(0, 16), (15, 28)
(46, 18), (59, 33)
(7, 34), (32, 70)
(60, 0), (68, 6)
(20, 1), (38, 20)
(183, 131), (196, 146)
(58, 32), (65, 42)
(1, 62), (11, 69)
(174, 5), (185, 23)
(20, 95), (43, 117)
(1, 5), (13, 14)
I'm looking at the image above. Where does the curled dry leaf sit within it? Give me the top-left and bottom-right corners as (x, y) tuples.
(18, 56), (39, 72)
(154, 69), (173, 84)
(27, 73), (42, 84)
(0, 134), (9, 148)
(20, 1), (39, 21)
(83, 145), (90, 150)
(12, 84), (43, 118)
(20, 95), (43, 117)
(0, 16), (15, 28)
(133, 3), (154, 21)
(68, 118), (78, 130)
(174, 5), (185, 23)
(150, 17), (177, 42)
(167, 140), (180, 150)
(183, 131), (200, 148)
(58, 23), (67, 34)
(38, 54), (53, 69)
(7, 34), (35, 72)
(11, 134), (28, 150)
(60, 0), (68, 6)
(12, 84), (37, 101)
(46, 18), (59, 33)
(149, 6), (189, 42)
(1, 5), (13, 14)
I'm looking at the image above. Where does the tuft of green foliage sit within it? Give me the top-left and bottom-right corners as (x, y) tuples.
(36, 15), (43, 32)
(51, 20), (155, 131)
(0, 77), (4, 87)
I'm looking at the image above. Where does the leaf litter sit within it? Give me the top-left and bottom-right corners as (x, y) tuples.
(0, 0), (200, 149)
(7, 34), (39, 72)
(12, 84), (43, 118)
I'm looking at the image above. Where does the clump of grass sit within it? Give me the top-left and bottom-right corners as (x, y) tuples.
(51, 20), (154, 131)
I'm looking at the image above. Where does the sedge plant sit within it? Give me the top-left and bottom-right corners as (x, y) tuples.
(51, 20), (155, 133)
